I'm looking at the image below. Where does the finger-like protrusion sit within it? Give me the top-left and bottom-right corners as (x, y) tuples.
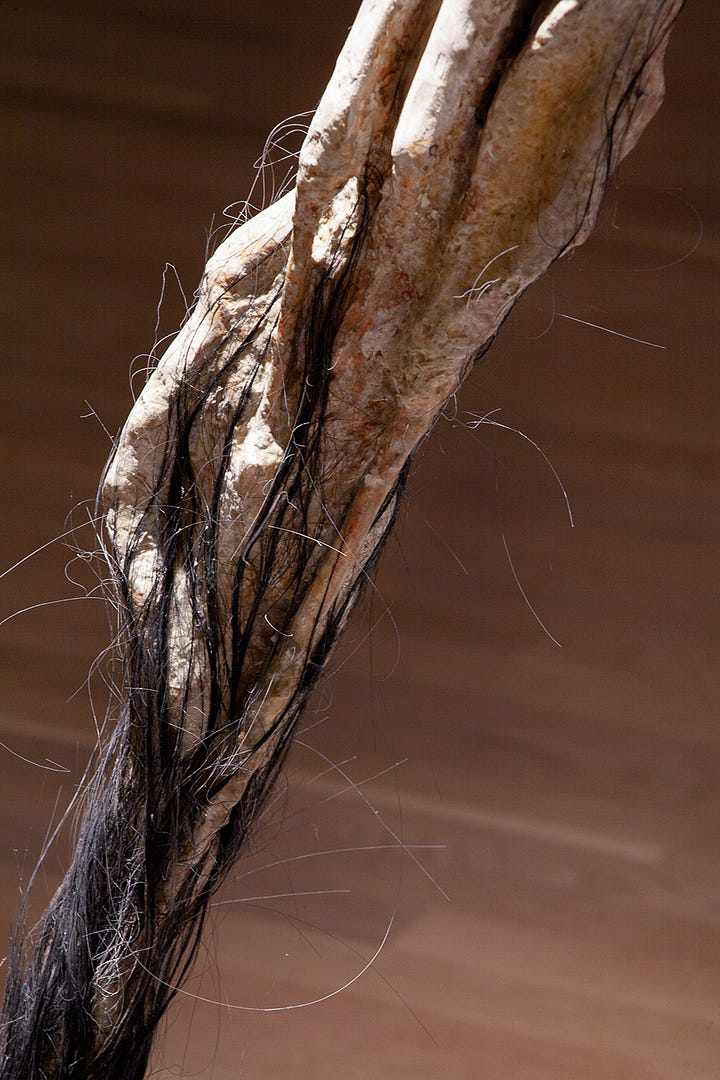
(276, 0), (442, 358)
(348, 0), (534, 336)
(300, 0), (440, 181)
(415, 0), (684, 371)
(391, 0), (530, 200)
(296, 0), (440, 224)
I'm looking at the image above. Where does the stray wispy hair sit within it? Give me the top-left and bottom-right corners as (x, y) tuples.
(0, 168), (404, 1079)
(0, 1), (684, 1075)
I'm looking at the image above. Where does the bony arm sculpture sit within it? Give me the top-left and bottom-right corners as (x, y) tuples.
(0, 1), (683, 1077)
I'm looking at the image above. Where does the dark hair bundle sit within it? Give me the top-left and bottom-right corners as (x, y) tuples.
(0, 2), (685, 1074)
(0, 173), (405, 1079)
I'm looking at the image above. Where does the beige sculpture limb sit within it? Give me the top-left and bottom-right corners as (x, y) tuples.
(1, 2), (683, 1077)
(105, 0), (678, 868)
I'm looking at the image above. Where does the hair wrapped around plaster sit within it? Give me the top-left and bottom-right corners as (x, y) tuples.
(0, 1), (684, 1076)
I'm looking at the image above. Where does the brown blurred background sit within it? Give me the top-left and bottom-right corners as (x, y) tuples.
(1, 2), (718, 1077)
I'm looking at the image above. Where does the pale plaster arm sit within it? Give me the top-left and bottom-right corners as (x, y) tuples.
(1, 3), (683, 1077)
